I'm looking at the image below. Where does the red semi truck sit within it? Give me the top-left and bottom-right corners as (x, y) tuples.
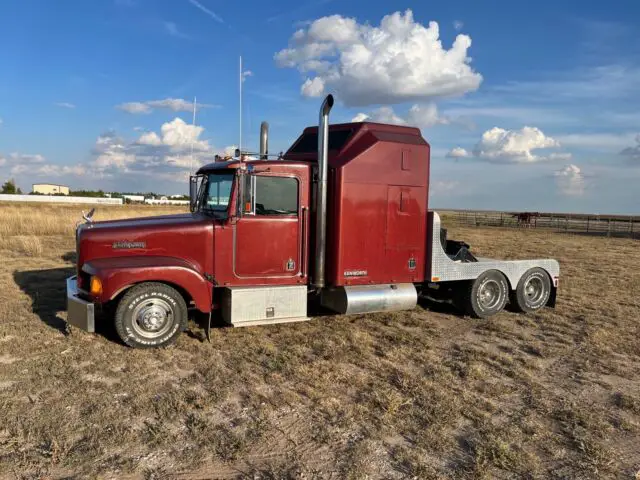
(67, 95), (559, 348)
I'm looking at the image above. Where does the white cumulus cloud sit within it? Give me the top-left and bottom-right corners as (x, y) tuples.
(446, 147), (470, 158)
(351, 103), (449, 128)
(136, 118), (210, 151)
(554, 164), (586, 196)
(275, 9), (482, 106)
(0, 151), (86, 178)
(351, 106), (407, 125)
(88, 118), (219, 181)
(472, 126), (570, 163)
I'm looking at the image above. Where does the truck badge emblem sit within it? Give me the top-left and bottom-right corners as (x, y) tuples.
(286, 258), (295, 271)
(344, 270), (367, 277)
(113, 241), (146, 250)
(408, 257), (416, 270)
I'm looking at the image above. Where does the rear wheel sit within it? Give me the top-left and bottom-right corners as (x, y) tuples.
(511, 268), (551, 313)
(114, 282), (188, 348)
(458, 270), (509, 318)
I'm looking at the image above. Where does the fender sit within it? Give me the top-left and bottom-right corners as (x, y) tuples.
(82, 256), (213, 312)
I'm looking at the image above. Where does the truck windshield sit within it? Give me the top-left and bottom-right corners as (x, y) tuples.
(202, 172), (234, 215)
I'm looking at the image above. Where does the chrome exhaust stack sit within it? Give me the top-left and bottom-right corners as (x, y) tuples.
(259, 121), (269, 159)
(313, 94), (334, 289)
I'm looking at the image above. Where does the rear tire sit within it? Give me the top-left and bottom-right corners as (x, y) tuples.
(510, 268), (551, 313)
(459, 270), (509, 318)
(114, 282), (188, 348)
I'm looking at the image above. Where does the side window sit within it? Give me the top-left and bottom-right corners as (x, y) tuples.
(244, 175), (298, 216)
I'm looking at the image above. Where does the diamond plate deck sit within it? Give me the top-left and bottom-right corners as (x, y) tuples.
(427, 212), (560, 289)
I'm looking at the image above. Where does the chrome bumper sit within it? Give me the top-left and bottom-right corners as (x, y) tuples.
(66, 276), (95, 332)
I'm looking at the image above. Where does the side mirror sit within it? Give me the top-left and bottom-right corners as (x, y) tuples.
(189, 176), (199, 212)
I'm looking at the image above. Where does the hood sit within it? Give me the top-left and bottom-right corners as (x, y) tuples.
(77, 212), (215, 275)
(86, 212), (200, 230)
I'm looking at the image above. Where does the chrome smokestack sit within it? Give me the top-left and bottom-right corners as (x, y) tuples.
(259, 121), (269, 159)
(313, 94), (334, 289)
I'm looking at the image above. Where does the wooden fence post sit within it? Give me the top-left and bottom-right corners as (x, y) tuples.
(607, 218), (611, 238)
(586, 216), (590, 233)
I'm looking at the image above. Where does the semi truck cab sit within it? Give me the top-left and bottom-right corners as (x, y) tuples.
(67, 95), (559, 348)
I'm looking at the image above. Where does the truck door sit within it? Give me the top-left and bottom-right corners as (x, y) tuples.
(233, 172), (307, 282)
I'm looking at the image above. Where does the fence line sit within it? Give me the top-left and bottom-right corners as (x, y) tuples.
(440, 209), (640, 239)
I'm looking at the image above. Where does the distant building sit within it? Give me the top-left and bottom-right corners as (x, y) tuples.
(122, 194), (145, 203)
(33, 184), (70, 195)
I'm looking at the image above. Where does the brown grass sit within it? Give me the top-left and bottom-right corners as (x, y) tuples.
(0, 204), (639, 479)
(0, 203), (186, 237)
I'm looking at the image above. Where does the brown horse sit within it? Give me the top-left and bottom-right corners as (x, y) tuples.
(513, 212), (540, 228)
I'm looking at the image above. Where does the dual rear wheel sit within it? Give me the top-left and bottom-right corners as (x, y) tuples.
(458, 268), (551, 318)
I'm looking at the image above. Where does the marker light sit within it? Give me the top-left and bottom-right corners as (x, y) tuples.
(90, 276), (103, 297)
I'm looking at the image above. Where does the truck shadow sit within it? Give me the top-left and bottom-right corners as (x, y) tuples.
(14, 267), (75, 334)
(14, 267), (121, 341)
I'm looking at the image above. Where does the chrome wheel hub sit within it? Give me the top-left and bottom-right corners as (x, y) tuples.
(524, 277), (544, 303)
(131, 299), (173, 339)
(479, 280), (501, 309)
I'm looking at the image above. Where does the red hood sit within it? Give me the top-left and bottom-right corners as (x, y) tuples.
(77, 213), (215, 275)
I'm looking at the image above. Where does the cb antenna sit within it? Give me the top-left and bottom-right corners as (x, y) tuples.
(239, 55), (242, 159)
(190, 95), (197, 175)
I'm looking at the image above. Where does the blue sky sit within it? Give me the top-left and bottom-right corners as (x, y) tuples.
(0, 0), (639, 213)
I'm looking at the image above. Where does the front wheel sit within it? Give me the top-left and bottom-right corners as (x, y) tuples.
(114, 282), (188, 348)
(458, 270), (509, 318)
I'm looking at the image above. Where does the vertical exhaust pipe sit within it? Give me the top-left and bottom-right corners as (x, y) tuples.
(313, 94), (334, 289)
(259, 121), (269, 159)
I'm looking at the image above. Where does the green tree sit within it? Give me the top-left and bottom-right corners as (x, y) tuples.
(1, 179), (18, 194)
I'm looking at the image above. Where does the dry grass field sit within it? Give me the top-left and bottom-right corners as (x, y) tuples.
(0, 203), (639, 479)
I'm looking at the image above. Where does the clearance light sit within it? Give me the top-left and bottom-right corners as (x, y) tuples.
(90, 276), (103, 297)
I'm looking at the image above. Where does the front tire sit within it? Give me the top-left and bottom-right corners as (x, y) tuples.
(114, 282), (187, 348)
(459, 270), (509, 318)
(510, 268), (551, 313)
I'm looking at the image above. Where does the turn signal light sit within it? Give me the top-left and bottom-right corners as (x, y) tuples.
(90, 276), (103, 297)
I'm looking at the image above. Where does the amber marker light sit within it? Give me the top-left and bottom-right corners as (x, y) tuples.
(90, 276), (103, 297)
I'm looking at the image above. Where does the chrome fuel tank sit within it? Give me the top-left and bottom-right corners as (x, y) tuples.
(321, 283), (417, 315)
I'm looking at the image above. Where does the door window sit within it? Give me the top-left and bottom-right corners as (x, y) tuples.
(243, 176), (298, 216)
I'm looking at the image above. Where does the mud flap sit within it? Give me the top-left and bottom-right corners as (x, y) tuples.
(206, 311), (212, 342)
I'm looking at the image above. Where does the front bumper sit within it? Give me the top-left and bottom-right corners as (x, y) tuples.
(66, 276), (95, 332)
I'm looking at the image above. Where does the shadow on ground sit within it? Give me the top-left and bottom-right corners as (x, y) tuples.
(14, 267), (75, 333)
(14, 267), (122, 342)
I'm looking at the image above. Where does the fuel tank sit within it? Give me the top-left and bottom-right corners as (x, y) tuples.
(320, 283), (417, 315)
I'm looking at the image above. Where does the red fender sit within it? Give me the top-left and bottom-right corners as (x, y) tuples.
(82, 256), (212, 312)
